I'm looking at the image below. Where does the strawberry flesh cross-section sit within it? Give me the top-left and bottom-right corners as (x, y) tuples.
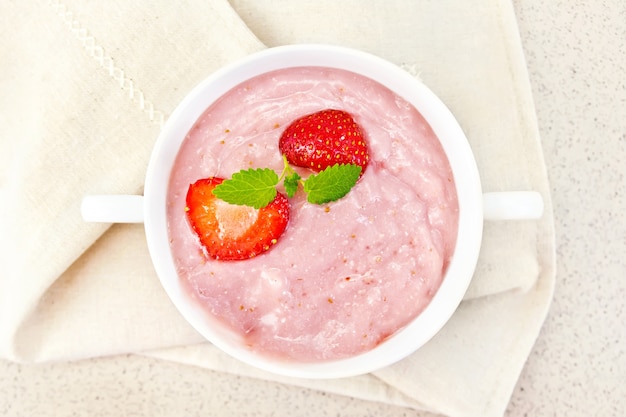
(185, 177), (290, 261)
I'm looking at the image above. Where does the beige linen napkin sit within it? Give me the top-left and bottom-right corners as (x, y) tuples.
(0, 1), (555, 417)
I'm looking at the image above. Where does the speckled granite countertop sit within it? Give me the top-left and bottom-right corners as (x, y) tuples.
(506, 2), (625, 415)
(1, 2), (624, 416)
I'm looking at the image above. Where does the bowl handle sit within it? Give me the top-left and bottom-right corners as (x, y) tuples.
(80, 191), (544, 224)
(81, 195), (145, 223)
(482, 191), (544, 221)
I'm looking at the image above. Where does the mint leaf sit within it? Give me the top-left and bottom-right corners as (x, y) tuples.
(303, 164), (362, 204)
(283, 172), (301, 198)
(211, 162), (361, 209)
(212, 168), (279, 209)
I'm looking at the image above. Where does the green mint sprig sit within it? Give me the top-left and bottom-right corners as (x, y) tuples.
(212, 155), (361, 209)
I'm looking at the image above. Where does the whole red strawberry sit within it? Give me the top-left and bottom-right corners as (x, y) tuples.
(279, 109), (369, 175)
(185, 177), (290, 261)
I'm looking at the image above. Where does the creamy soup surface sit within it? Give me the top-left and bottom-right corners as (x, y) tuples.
(167, 67), (459, 361)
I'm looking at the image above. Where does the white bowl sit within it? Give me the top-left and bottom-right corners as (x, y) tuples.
(140, 44), (484, 379)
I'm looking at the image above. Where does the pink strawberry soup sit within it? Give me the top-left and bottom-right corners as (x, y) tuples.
(166, 67), (459, 361)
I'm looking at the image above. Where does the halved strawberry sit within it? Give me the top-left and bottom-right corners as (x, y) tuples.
(279, 109), (369, 175)
(185, 177), (290, 261)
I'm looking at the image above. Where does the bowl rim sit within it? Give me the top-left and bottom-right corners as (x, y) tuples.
(144, 44), (483, 379)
